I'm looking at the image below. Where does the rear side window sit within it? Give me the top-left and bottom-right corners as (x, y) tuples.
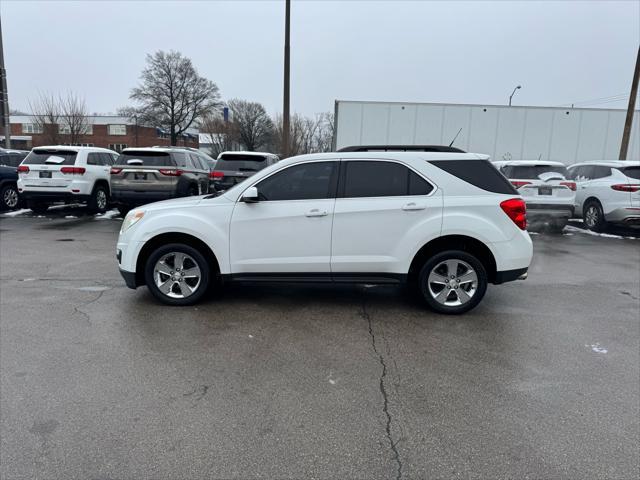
(216, 154), (266, 172)
(256, 162), (337, 201)
(502, 164), (568, 179)
(592, 166), (612, 179)
(172, 152), (189, 168)
(87, 152), (102, 165)
(23, 150), (78, 166)
(430, 159), (517, 195)
(620, 166), (640, 180)
(116, 151), (175, 167)
(341, 161), (433, 198)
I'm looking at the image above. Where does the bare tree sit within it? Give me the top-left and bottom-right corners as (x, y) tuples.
(130, 50), (221, 145)
(198, 113), (239, 158)
(272, 112), (334, 156)
(59, 92), (90, 145)
(228, 99), (274, 151)
(29, 92), (61, 145)
(313, 112), (334, 153)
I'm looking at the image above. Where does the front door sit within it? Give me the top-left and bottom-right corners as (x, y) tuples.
(230, 161), (338, 274)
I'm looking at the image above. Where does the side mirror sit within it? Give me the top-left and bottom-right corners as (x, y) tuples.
(241, 186), (259, 203)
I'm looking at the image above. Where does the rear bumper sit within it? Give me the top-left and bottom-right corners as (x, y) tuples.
(605, 207), (640, 225)
(527, 203), (574, 219)
(493, 267), (528, 284)
(19, 191), (90, 203)
(111, 190), (173, 205)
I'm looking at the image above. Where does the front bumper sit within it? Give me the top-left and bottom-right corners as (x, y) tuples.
(119, 268), (138, 289)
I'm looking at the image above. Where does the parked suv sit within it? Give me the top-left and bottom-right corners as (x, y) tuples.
(496, 160), (576, 232)
(0, 149), (29, 168)
(567, 161), (640, 231)
(116, 152), (533, 314)
(210, 151), (279, 192)
(110, 147), (210, 215)
(17, 146), (118, 214)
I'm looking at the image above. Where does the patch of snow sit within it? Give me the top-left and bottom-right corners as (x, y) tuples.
(78, 286), (110, 292)
(64, 215), (77, 219)
(564, 225), (637, 240)
(248, 334), (254, 339)
(586, 343), (608, 354)
(95, 209), (120, 220)
(528, 232), (539, 235)
(1, 208), (30, 217)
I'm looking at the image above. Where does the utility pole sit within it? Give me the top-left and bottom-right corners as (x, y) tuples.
(619, 45), (640, 160)
(0, 16), (11, 148)
(282, 0), (291, 158)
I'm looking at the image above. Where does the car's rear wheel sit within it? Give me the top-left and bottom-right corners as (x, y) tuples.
(27, 201), (49, 214)
(1, 184), (20, 210)
(583, 200), (606, 232)
(418, 250), (488, 314)
(88, 185), (109, 214)
(144, 243), (210, 306)
(187, 185), (198, 196)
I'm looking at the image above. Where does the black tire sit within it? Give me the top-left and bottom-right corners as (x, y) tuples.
(188, 185), (198, 196)
(144, 243), (210, 306)
(0, 183), (20, 210)
(88, 184), (109, 214)
(418, 250), (488, 315)
(27, 201), (49, 214)
(117, 205), (132, 217)
(583, 200), (607, 232)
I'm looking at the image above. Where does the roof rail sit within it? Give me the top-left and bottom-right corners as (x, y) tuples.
(337, 145), (466, 153)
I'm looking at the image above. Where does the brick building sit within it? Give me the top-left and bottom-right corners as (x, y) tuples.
(2, 115), (199, 152)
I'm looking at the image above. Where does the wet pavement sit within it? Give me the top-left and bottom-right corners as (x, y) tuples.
(1, 206), (639, 479)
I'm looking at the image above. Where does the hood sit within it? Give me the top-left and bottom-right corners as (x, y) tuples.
(139, 194), (232, 212)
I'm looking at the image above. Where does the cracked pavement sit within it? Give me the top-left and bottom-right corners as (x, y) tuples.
(1, 209), (639, 479)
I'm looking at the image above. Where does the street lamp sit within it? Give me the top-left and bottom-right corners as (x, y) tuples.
(509, 85), (522, 106)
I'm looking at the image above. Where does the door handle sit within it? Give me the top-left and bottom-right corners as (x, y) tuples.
(305, 209), (328, 217)
(402, 202), (426, 211)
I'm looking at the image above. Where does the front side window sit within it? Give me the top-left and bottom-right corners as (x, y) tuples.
(342, 161), (433, 198)
(108, 124), (127, 136)
(255, 161), (337, 201)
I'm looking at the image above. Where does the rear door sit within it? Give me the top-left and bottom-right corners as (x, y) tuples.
(331, 160), (442, 274)
(111, 151), (177, 195)
(212, 154), (268, 190)
(20, 149), (79, 188)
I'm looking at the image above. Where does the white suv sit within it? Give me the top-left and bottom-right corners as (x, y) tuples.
(116, 152), (533, 314)
(17, 146), (118, 214)
(494, 160), (576, 232)
(567, 161), (640, 231)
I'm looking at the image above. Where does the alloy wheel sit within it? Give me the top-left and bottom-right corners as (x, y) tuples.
(153, 252), (202, 299)
(4, 187), (18, 208)
(585, 206), (599, 228)
(427, 259), (478, 307)
(96, 190), (107, 210)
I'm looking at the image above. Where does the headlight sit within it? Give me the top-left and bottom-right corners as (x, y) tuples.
(121, 210), (145, 233)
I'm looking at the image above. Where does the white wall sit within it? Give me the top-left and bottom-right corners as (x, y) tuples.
(334, 101), (640, 164)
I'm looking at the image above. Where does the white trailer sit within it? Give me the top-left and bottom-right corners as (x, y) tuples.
(333, 100), (639, 163)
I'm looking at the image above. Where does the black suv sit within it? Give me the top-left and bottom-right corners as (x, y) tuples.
(110, 147), (210, 215)
(210, 151), (279, 192)
(0, 165), (20, 211)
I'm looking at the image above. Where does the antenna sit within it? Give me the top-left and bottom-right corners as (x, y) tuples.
(449, 128), (462, 147)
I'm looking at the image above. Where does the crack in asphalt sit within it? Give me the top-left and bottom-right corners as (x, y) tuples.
(361, 292), (403, 480)
(72, 289), (109, 326)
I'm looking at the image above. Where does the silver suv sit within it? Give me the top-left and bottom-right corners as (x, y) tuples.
(110, 147), (210, 216)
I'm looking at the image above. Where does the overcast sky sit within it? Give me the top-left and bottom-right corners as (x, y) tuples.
(2, 0), (639, 117)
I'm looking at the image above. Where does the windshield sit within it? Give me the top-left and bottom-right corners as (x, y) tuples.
(502, 164), (568, 179)
(215, 154), (266, 172)
(116, 152), (175, 167)
(23, 150), (78, 165)
(620, 166), (640, 180)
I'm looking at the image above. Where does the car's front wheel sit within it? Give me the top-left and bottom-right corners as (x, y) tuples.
(144, 243), (210, 306)
(418, 250), (488, 314)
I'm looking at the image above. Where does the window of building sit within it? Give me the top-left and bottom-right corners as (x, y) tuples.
(108, 124), (127, 136)
(255, 162), (337, 201)
(22, 123), (43, 134)
(108, 144), (128, 153)
(59, 124), (93, 135)
(341, 161), (434, 198)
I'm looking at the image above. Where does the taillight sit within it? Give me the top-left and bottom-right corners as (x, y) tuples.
(611, 184), (640, 192)
(510, 180), (532, 189)
(60, 167), (86, 175)
(110, 167), (123, 175)
(210, 170), (224, 179)
(500, 198), (527, 230)
(159, 169), (183, 176)
(560, 181), (577, 191)
(17, 165), (29, 174)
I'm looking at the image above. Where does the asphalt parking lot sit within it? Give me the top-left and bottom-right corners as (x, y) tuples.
(1, 206), (639, 479)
